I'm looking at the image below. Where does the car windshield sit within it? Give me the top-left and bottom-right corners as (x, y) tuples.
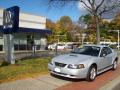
(71, 46), (100, 57)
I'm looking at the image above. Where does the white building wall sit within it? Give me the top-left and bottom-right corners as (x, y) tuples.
(0, 8), (46, 29)
(0, 9), (3, 26)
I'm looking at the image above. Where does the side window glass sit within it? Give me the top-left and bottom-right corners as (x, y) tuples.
(107, 47), (112, 54)
(100, 47), (107, 57)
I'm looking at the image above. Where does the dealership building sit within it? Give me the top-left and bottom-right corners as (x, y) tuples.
(0, 8), (51, 52)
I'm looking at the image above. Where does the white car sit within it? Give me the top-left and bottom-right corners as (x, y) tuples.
(48, 45), (118, 81)
(116, 45), (120, 49)
(57, 44), (66, 50)
(48, 44), (57, 50)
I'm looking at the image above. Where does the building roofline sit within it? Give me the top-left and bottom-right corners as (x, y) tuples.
(0, 7), (46, 18)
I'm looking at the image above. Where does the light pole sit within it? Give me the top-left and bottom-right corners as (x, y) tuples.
(109, 30), (120, 50)
(117, 30), (119, 50)
(82, 33), (86, 45)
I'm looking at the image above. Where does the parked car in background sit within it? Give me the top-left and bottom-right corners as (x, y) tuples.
(48, 43), (57, 50)
(48, 42), (80, 50)
(48, 45), (118, 81)
(57, 44), (66, 50)
(116, 44), (120, 49)
(48, 43), (66, 50)
(65, 43), (73, 49)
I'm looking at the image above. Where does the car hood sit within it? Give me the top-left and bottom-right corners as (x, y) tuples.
(53, 53), (96, 64)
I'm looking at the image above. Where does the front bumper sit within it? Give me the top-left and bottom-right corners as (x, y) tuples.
(48, 63), (88, 79)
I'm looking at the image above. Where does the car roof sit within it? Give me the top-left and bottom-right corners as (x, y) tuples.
(84, 44), (107, 48)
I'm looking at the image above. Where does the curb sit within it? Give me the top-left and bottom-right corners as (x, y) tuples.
(99, 75), (120, 90)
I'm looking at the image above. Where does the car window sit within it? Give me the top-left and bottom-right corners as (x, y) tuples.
(100, 47), (112, 57)
(100, 47), (108, 57)
(106, 47), (112, 54)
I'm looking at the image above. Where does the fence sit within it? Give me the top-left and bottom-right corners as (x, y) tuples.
(0, 50), (71, 62)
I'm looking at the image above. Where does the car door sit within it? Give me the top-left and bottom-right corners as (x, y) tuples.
(105, 47), (113, 66)
(98, 47), (108, 71)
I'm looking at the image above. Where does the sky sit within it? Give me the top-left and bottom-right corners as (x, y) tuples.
(0, 0), (86, 22)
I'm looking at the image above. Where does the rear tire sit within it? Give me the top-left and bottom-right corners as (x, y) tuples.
(112, 60), (117, 70)
(86, 66), (97, 82)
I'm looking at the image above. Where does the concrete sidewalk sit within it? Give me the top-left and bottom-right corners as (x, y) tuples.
(0, 75), (71, 90)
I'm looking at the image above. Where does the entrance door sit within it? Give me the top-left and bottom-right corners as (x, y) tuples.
(27, 35), (34, 50)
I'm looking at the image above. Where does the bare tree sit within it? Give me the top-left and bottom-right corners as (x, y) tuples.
(48, 0), (120, 44)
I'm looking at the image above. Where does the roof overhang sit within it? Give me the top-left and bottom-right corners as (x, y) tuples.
(19, 27), (52, 35)
(0, 26), (52, 35)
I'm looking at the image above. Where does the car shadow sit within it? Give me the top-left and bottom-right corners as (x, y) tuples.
(50, 73), (85, 82)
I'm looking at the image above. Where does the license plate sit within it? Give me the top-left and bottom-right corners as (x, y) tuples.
(54, 68), (61, 72)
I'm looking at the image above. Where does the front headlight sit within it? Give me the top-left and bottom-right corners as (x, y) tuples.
(68, 64), (85, 69)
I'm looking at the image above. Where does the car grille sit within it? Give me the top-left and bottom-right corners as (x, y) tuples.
(55, 62), (66, 67)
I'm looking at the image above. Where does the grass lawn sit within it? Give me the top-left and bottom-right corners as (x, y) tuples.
(0, 57), (51, 83)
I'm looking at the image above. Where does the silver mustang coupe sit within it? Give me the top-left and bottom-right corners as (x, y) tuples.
(48, 45), (118, 81)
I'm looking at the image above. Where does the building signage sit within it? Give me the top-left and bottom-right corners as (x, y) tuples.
(3, 6), (19, 34)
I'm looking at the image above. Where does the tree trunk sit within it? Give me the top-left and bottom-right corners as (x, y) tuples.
(96, 18), (100, 44)
(94, 15), (100, 44)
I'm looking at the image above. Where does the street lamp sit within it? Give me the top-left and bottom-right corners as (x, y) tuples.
(117, 30), (119, 50)
(109, 30), (120, 50)
(82, 33), (86, 45)
(75, 33), (86, 45)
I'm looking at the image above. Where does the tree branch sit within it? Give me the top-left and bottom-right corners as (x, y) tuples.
(88, 0), (92, 6)
(80, 0), (92, 10)
(96, 0), (105, 12)
(98, 0), (120, 18)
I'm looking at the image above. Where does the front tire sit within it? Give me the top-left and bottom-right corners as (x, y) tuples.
(86, 66), (97, 81)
